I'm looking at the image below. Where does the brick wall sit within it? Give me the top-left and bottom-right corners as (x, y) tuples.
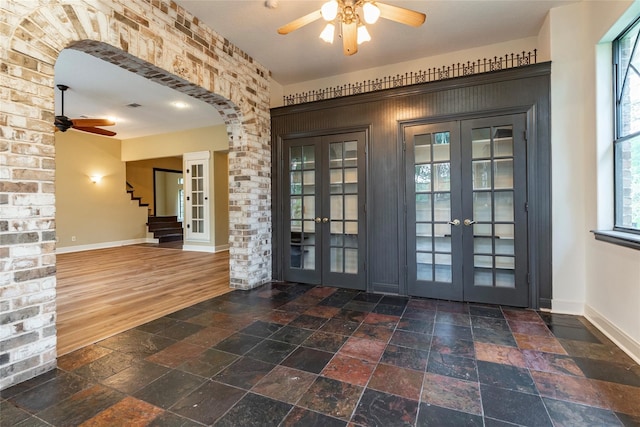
(0, 0), (272, 390)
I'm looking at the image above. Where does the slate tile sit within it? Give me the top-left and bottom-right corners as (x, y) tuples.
(214, 393), (292, 427)
(170, 380), (245, 425)
(212, 356), (274, 389)
(252, 365), (317, 403)
(352, 388), (418, 427)
(133, 370), (205, 409)
(281, 406), (347, 427)
(417, 402), (484, 427)
(37, 384), (124, 426)
(297, 377), (363, 420)
(481, 384), (552, 426)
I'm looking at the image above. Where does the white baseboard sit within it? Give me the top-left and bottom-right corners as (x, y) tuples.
(584, 304), (640, 365)
(56, 238), (153, 254)
(550, 299), (584, 315)
(182, 244), (229, 253)
(182, 244), (216, 253)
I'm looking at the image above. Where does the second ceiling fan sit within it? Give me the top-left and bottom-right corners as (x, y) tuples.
(277, 0), (426, 56)
(54, 84), (117, 137)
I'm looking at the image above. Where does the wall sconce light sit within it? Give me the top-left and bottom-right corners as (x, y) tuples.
(90, 175), (102, 184)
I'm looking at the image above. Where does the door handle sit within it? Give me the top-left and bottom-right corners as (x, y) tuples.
(448, 219), (460, 226)
(322, 217), (329, 223)
(315, 217), (322, 223)
(464, 219), (476, 226)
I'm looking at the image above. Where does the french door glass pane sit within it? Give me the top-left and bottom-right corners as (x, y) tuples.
(495, 192), (514, 222)
(329, 141), (358, 274)
(494, 159), (513, 189)
(473, 192), (492, 221)
(417, 252), (433, 280)
(433, 193), (451, 221)
(434, 164), (451, 191)
(471, 128), (491, 157)
(494, 127), (513, 156)
(289, 145), (316, 270)
(416, 194), (432, 222)
(435, 253), (452, 282)
(472, 160), (492, 190)
(470, 125), (516, 289)
(303, 171), (315, 193)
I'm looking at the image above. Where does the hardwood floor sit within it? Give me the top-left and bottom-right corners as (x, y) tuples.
(56, 245), (231, 356)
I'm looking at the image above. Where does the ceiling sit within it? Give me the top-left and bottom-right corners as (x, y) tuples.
(54, 0), (578, 140)
(54, 49), (224, 140)
(175, 0), (577, 85)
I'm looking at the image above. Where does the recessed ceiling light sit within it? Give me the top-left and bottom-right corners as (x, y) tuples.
(172, 101), (189, 109)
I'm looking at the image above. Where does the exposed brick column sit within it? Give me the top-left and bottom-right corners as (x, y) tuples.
(0, 0), (272, 390)
(228, 123), (272, 289)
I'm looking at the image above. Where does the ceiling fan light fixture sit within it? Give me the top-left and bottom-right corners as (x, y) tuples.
(357, 24), (371, 44)
(363, 2), (381, 24)
(321, 0), (339, 21)
(319, 23), (335, 43)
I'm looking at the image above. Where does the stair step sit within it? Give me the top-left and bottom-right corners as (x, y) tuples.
(147, 216), (183, 243)
(159, 234), (184, 243)
(148, 216), (178, 223)
(148, 223), (182, 231)
(153, 228), (183, 237)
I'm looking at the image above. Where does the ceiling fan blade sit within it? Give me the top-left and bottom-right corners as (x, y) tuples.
(71, 118), (115, 127)
(376, 2), (426, 27)
(342, 21), (358, 56)
(73, 126), (117, 137)
(278, 9), (322, 34)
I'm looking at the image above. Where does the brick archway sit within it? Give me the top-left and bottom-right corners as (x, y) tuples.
(1, 1), (272, 389)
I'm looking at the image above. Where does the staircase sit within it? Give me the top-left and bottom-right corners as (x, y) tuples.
(147, 216), (183, 243)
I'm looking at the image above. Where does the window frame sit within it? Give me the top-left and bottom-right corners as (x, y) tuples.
(613, 15), (640, 235)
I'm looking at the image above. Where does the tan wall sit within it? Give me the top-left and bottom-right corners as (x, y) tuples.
(122, 125), (229, 161)
(214, 152), (229, 248)
(126, 157), (182, 216)
(55, 131), (149, 249)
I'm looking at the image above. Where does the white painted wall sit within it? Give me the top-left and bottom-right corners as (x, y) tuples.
(548, 0), (640, 361)
(277, 36), (540, 107)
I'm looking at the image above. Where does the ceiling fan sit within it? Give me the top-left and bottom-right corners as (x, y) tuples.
(54, 84), (117, 137)
(277, 0), (426, 56)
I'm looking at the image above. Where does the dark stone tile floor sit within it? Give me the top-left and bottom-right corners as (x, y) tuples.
(2, 282), (640, 426)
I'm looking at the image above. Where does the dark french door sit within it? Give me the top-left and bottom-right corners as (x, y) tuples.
(282, 131), (366, 290)
(405, 114), (529, 306)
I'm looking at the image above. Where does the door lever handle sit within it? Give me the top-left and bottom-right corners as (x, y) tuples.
(448, 219), (460, 226)
(464, 219), (476, 226)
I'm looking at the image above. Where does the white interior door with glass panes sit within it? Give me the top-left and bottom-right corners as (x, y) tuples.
(405, 114), (529, 306)
(184, 151), (210, 242)
(283, 132), (366, 290)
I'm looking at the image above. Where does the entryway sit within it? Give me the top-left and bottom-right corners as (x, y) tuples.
(404, 114), (529, 306)
(282, 131), (367, 290)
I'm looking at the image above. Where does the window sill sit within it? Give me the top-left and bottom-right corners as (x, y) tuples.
(592, 230), (640, 250)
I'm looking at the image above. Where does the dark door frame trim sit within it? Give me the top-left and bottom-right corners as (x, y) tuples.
(274, 125), (371, 289)
(152, 167), (183, 218)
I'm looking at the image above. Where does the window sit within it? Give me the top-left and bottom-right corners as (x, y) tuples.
(614, 16), (640, 232)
